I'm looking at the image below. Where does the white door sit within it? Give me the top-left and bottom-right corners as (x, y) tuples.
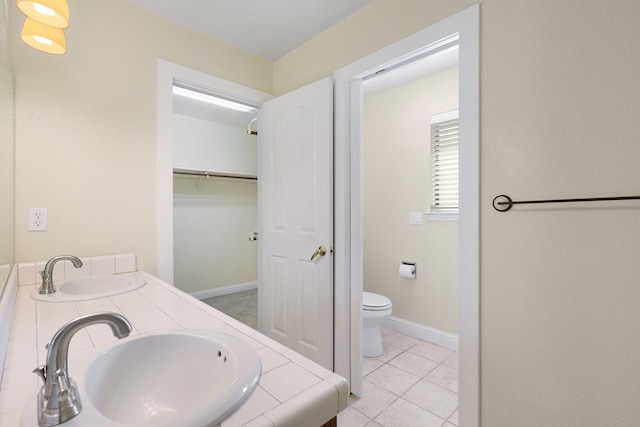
(258, 77), (333, 369)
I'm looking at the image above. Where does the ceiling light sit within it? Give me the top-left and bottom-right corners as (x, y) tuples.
(21, 17), (66, 54)
(16, 0), (69, 28)
(172, 86), (257, 113)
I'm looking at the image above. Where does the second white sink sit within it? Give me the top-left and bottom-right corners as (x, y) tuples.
(31, 274), (145, 302)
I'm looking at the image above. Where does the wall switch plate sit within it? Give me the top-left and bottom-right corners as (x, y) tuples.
(409, 211), (423, 225)
(28, 208), (48, 231)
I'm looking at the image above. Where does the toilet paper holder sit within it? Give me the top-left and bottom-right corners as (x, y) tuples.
(399, 261), (416, 279)
(401, 261), (416, 270)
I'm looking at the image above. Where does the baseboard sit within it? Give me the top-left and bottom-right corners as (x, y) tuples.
(383, 315), (458, 351)
(190, 281), (258, 300)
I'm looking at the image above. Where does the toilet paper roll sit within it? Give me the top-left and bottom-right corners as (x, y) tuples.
(399, 263), (416, 279)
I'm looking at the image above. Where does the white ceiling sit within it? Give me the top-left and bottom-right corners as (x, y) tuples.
(126, 0), (373, 61)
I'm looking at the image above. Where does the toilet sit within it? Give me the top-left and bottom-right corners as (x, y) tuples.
(362, 291), (393, 357)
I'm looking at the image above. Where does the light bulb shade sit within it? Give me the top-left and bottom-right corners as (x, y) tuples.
(21, 17), (66, 55)
(16, 0), (69, 28)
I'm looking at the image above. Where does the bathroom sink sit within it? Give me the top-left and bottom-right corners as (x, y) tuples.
(31, 274), (145, 302)
(84, 330), (261, 426)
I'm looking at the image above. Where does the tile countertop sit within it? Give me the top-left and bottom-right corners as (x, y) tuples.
(0, 271), (349, 426)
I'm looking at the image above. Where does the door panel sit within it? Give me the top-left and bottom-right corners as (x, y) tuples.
(259, 77), (333, 369)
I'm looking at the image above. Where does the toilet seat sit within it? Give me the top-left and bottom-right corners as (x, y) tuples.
(363, 291), (392, 311)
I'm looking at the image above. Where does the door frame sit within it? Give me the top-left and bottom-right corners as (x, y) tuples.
(333, 4), (479, 425)
(156, 59), (272, 284)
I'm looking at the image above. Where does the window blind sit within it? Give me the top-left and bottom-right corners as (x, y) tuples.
(431, 113), (459, 212)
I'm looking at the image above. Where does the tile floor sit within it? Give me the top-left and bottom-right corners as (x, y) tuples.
(339, 328), (458, 427)
(198, 290), (459, 426)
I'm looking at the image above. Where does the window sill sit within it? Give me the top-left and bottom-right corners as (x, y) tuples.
(425, 212), (458, 222)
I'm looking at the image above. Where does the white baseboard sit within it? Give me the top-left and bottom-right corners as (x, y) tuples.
(383, 315), (458, 351)
(190, 281), (258, 300)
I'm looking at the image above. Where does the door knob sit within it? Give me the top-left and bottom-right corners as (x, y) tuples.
(310, 246), (327, 261)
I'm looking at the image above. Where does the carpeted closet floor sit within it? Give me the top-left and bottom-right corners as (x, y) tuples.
(202, 289), (258, 330)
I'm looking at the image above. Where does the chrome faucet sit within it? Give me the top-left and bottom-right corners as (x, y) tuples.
(32, 312), (132, 427)
(38, 255), (83, 295)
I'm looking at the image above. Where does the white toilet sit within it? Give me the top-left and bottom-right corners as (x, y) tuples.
(362, 291), (393, 357)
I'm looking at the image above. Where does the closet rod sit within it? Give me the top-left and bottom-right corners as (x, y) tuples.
(173, 170), (257, 181)
(493, 194), (640, 212)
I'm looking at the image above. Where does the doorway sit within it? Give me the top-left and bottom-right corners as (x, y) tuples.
(362, 43), (460, 346)
(333, 4), (479, 426)
(156, 60), (272, 287)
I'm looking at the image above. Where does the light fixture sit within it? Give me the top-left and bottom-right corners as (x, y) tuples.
(172, 86), (257, 113)
(21, 16), (66, 54)
(16, 0), (69, 28)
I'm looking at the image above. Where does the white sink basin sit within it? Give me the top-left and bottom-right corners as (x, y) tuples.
(84, 330), (261, 426)
(31, 274), (145, 302)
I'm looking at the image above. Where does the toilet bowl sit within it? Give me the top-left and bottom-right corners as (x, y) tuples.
(362, 291), (392, 357)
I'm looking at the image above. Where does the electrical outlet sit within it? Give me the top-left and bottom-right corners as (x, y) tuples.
(409, 211), (423, 225)
(28, 208), (48, 231)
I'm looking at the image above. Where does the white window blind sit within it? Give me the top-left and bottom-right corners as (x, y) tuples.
(431, 110), (459, 212)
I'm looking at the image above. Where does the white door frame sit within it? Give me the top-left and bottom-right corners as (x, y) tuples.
(156, 60), (272, 284)
(333, 4), (479, 425)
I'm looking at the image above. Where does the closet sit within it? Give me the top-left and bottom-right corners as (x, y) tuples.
(172, 85), (259, 301)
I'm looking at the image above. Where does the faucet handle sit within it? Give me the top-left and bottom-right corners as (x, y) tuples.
(54, 369), (70, 399)
(33, 365), (47, 384)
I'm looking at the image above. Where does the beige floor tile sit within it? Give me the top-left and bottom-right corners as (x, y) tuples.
(366, 364), (420, 395)
(448, 408), (459, 425)
(388, 350), (438, 377)
(382, 331), (420, 350)
(375, 398), (445, 427)
(442, 351), (459, 371)
(374, 344), (404, 363)
(426, 364), (459, 393)
(407, 340), (454, 363)
(363, 357), (384, 376)
(366, 422), (383, 427)
(338, 407), (371, 427)
(402, 379), (458, 419)
(349, 394), (361, 406)
(350, 379), (398, 418)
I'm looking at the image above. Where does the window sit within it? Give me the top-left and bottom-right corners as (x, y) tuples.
(429, 110), (459, 219)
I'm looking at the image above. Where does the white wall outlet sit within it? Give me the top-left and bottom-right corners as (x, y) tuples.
(409, 211), (423, 225)
(28, 208), (48, 231)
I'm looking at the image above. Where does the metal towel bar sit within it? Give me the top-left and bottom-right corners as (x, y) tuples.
(492, 194), (640, 212)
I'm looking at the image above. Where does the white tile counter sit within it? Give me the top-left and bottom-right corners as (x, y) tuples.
(0, 266), (348, 426)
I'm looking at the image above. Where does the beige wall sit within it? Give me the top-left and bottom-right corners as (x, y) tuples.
(276, 1), (640, 426)
(9, 0), (640, 424)
(364, 67), (458, 334)
(173, 176), (258, 294)
(10, 0), (272, 272)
